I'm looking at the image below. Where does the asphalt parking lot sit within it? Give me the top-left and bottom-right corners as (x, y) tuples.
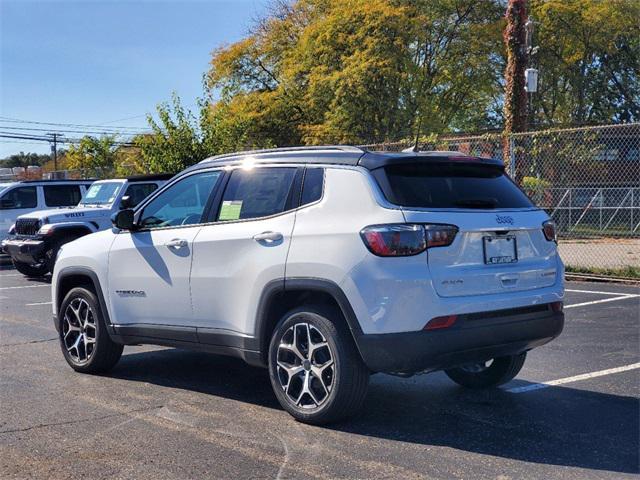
(1, 257), (638, 480)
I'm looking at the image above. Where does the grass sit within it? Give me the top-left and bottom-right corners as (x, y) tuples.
(565, 265), (640, 279)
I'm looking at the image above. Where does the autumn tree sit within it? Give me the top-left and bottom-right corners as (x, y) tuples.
(531, 0), (640, 125)
(207, 0), (505, 147)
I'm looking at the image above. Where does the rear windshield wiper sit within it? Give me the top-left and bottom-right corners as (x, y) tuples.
(454, 198), (498, 209)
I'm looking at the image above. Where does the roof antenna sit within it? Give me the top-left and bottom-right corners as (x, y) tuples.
(403, 114), (422, 153)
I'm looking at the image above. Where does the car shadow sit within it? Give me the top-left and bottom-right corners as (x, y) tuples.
(111, 348), (639, 475)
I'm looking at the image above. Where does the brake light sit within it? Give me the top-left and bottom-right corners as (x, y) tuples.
(424, 224), (458, 248)
(360, 224), (426, 257)
(542, 220), (557, 242)
(360, 223), (458, 257)
(424, 314), (457, 330)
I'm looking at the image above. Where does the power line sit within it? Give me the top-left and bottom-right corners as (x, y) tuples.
(99, 114), (149, 124)
(0, 125), (151, 136)
(0, 132), (137, 147)
(0, 116), (150, 132)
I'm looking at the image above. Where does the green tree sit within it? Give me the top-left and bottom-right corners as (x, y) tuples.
(136, 92), (216, 173)
(66, 136), (119, 178)
(0, 152), (52, 168)
(207, 0), (505, 146)
(531, 0), (640, 126)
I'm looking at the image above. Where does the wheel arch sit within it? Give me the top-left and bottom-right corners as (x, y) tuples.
(56, 267), (114, 334)
(255, 278), (364, 365)
(48, 223), (95, 241)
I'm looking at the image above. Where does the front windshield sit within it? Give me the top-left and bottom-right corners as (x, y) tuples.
(0, 183), (14, 194)
(80, 181), (123, 206)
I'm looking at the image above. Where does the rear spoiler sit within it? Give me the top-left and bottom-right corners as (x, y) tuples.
(358, 150), (504, 170)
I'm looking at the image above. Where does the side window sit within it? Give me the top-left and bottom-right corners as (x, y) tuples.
(0, 186), (37, 209)
(124, 183), (158, 207)
(217, 168), (296, 221)
(139, 171), (221, 229)
(300, 168), (324, 206)
(43, 185), (82, 207)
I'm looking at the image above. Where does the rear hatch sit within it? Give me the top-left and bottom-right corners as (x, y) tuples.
(372, 159), (559, 297)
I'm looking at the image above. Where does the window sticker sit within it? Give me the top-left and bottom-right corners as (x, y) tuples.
(219, 200), (243, 220)
(85, 186), (100, 198)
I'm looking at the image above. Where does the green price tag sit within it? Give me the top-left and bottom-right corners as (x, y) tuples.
(219, 200), (242, 220)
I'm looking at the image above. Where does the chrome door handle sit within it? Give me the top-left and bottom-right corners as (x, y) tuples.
(166, 238), (188, 249)
(253, 231), (283, 242)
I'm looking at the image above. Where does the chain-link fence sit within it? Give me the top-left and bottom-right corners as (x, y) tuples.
(362, 123), (640, 275)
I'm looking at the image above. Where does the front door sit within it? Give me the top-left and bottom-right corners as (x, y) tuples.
(107, 170), (222, 327)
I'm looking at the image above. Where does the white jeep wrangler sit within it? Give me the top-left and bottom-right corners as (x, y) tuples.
(4, 174), (172, 276)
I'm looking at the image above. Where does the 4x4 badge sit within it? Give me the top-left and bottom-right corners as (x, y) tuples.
(495, 214), (514, 225)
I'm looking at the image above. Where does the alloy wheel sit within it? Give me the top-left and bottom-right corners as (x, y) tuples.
(62, 298), (96, 364)
(459, 359), (494, 373)
(276, 322), (335, 409)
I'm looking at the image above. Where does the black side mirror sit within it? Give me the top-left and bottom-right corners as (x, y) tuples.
(119, 195), (132, 209)
(111, 209), (136, 230)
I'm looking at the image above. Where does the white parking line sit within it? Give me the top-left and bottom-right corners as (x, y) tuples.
(0, 273), (23, 277)
(565, 294), (639, 309)
(0, 284), (49, 291)
(566, 288), (639, 296)
(507, 362), (640, 393)
(25, 301), (52, 306)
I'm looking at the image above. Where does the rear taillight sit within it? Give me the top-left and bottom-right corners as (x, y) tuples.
(360, 223), (458, 257)
(360, 224), (426, 257)
(542, 220), (557, 242)
(424, 224), (458, 248)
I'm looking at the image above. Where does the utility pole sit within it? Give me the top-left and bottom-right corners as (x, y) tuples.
(503, 0), (529, 181)
(47, 133), (62, 172)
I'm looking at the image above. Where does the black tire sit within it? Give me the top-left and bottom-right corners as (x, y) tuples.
(444, 353), (527, 389)
(44, 235), (74, 274)
(58, 286), (123, 374)
(12, 259), (48, 277)
(268, 305), (369, 425)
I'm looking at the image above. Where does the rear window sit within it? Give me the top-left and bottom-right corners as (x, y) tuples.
(124, 182), (158, 207)
(217, 168), (296, 221)
(44, 185), (82, 207)
(374, 163), (534, 209)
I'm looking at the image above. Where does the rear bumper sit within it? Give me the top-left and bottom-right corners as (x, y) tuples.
(3, 238), (47, 264)
(355, 304), (564, 374)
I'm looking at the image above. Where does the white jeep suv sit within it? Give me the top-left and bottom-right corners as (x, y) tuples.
(51, 146), (564, 424)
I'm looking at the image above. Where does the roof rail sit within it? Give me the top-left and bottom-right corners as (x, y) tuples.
(200, 145), (366, 164)
(17, 178), (97, 184)
(125, 173), (174, 181)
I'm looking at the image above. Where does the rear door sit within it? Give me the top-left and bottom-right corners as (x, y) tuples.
(375, 162), (559, 297)
(189, 166), (301, 337)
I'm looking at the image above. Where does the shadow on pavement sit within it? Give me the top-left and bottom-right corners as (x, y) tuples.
(112, 348), (639, 475)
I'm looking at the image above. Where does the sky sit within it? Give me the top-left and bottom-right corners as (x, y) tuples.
(0, 0), (268, 157)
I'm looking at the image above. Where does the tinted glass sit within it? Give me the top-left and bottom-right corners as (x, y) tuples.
(43, 185), (82, 207)
(300, 168), (324, 206)
(140, 171), (221, 229)
(124, 183), (158, 207)
(0, 186), (37, 209)
(377, 163), (534, 209)
(217, 168), (296, 221)
(81, 182), (123, 206)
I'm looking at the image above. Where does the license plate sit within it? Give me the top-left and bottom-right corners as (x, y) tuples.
(483, 236), (517, 264)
